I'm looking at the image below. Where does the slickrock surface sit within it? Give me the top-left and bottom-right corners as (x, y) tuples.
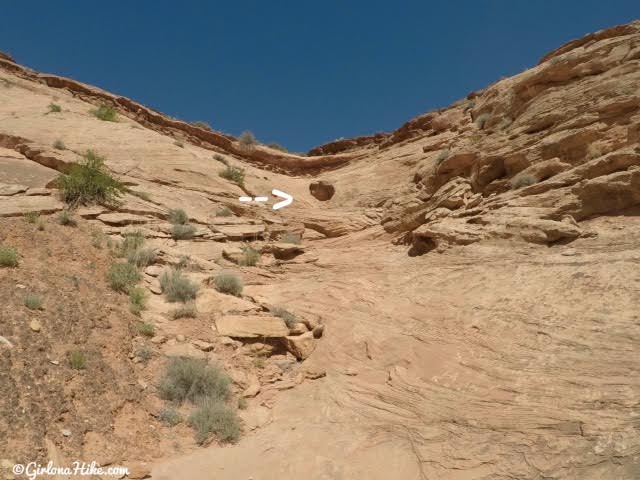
(1, 20), (639, 480)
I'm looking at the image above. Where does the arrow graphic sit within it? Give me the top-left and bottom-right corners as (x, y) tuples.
(272, 189), (293, 210)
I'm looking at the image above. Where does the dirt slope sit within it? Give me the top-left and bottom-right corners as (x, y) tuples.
(1, 20), (639, 480)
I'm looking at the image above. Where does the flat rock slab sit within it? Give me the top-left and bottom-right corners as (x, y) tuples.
(211, 223), (265, 240)
(0, 152), (59, 188)
(196, 289), (259, 315)
(0, 195), (64, 217)
(0, 183), (27, 196)
(97, 212), (150, 226)
(216, 315), (289, 338)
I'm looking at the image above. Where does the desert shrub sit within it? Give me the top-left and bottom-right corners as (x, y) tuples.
(189, 399), (240, 445)
(24, 211), (39, 224)
(128, 189), (151, 201)
(48, 103), (62, 113)
(158, 408), (182, 426)
(119, 230), (145, 252)
(0, 245), (19, 267)
(253, 357), (265, 369)
(239, 245), (260, 266)
(192, 121), (212, 131)
(159, 357), (231, 405)
(499, 117), (513, 130)
(174, 140), (184, 148)
(25, 294), (44, 310)
(216, 207), (233, 217)
(57, 150), (125, 206)
(237, 397), (248, 410)
(238, 130), (257, 148)
(127, 247), (156, 267)
(475, 113), (490, 129)
(136, 347), (153, 363)
(435, 149), (450, 166)
(511, 175), (537, 190)
(171, 223), (196, 240)
(270, 306), (297, 328)
(280, 232), (301, 244)
(218, 166), (245, 186)
(167, 209), (189, 225)
(92, 104), (117, 122)
(129, 287), (148, 316)
(159, 269), (199, 302)
(69, 351), (86, 370)
(267, 142), (287, 152)
(177, 255), (190, 269)
(137, 322), (155, 337)
(53, 139), (66, 150)
(57, 210), (76, 226)
(213, 153), (228, 165)
(171, 301), (197, 319)
(106, 262), (140, 293)
(213, 272), (243, 296)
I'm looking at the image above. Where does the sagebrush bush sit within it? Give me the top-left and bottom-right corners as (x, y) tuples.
(137, 322), (155, 337)
(171, 301), (197, 319)
(106, 262), (140, 293)
(189, 398), (240, 445)
(24, 211), (39, 224)
(511, 175), (537, 190)
(127, 247), (156, 267)
(159, 358), (231, 405)
(0, 245), (19, 267)
(118, 230), (145, 254)
(213, 272), (243, 296)
(213, 153), (228, 165)
(237, 397), (248, 410)
(136, 347), (153, 363)
(218, 166), (245, 186)
(57, 150), (126, 206)
(92, 104), (117, 122)
(475, 113), (490, 129)
(240, 245), (260, 266)
(69, 350), (86, 370)
(57, 210), (76, 226)
(158, 408), (182, 426)
(281, 232), (301, 244)
(48, 103), (62, 113)
(435, 149), (450, 165)
(216, 207), (233, 217)
(25, 294), (44, 310)
(171, 223), (196, 240)
(53, 139), (66, 150)
(168, 209), (189, 225)
(238, 130), (257, 148)
(129, 287), (148, 316)
(192, 121), (212, 131)
(159, 269), (199, 302)
(270, 306), (298, 328)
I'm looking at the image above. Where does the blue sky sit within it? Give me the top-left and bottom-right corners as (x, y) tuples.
(1, 1), (638, 152)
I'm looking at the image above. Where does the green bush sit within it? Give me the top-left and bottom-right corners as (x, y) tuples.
(48, 103), (62, 113)
(171, 301), (197, 319)
(213, 154), (228, 165)
(57, 210), (76, 226)
(281, 232), (301, 244)
(167, 209), (189, 225)
(213, 272), (243, 296)
(106, 262), (140, 293)
(267, 142), (287, 152)
(137, 322), (155, 337)
(69, 350), (86, 370)
(237, 397), (248, 410)
(118, 230), (145, 254)
(171, 223), (196, 240)
(92, 104), (117, 122)
(24, 211), (39, 224)
(239, 245), (260, 266)
(158, 408), (182, 426)
(191, 121), (212, 131)
(218, 166), (245, 186)
(0, 245), (19, 267)
(189, 399), (240, 445)
(25, 294), (44, 310)
(475, 113), (490, 129)
(238, 130), (257, 148)
(53, 139), (66, 150)
(270, 306), (298, 328)
(216, 207), (233, 217)
(129, 287), (148, 316)
(127, 247), (156, 267)
(57, 150), (126, 206)
(159, 269), (199, 302)
(159, 357), (231, 405)
(136, 347), (153, 363)
(512, 175), (537, 190)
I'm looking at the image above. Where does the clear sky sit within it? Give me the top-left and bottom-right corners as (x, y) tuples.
(1, 1), (638, 152)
